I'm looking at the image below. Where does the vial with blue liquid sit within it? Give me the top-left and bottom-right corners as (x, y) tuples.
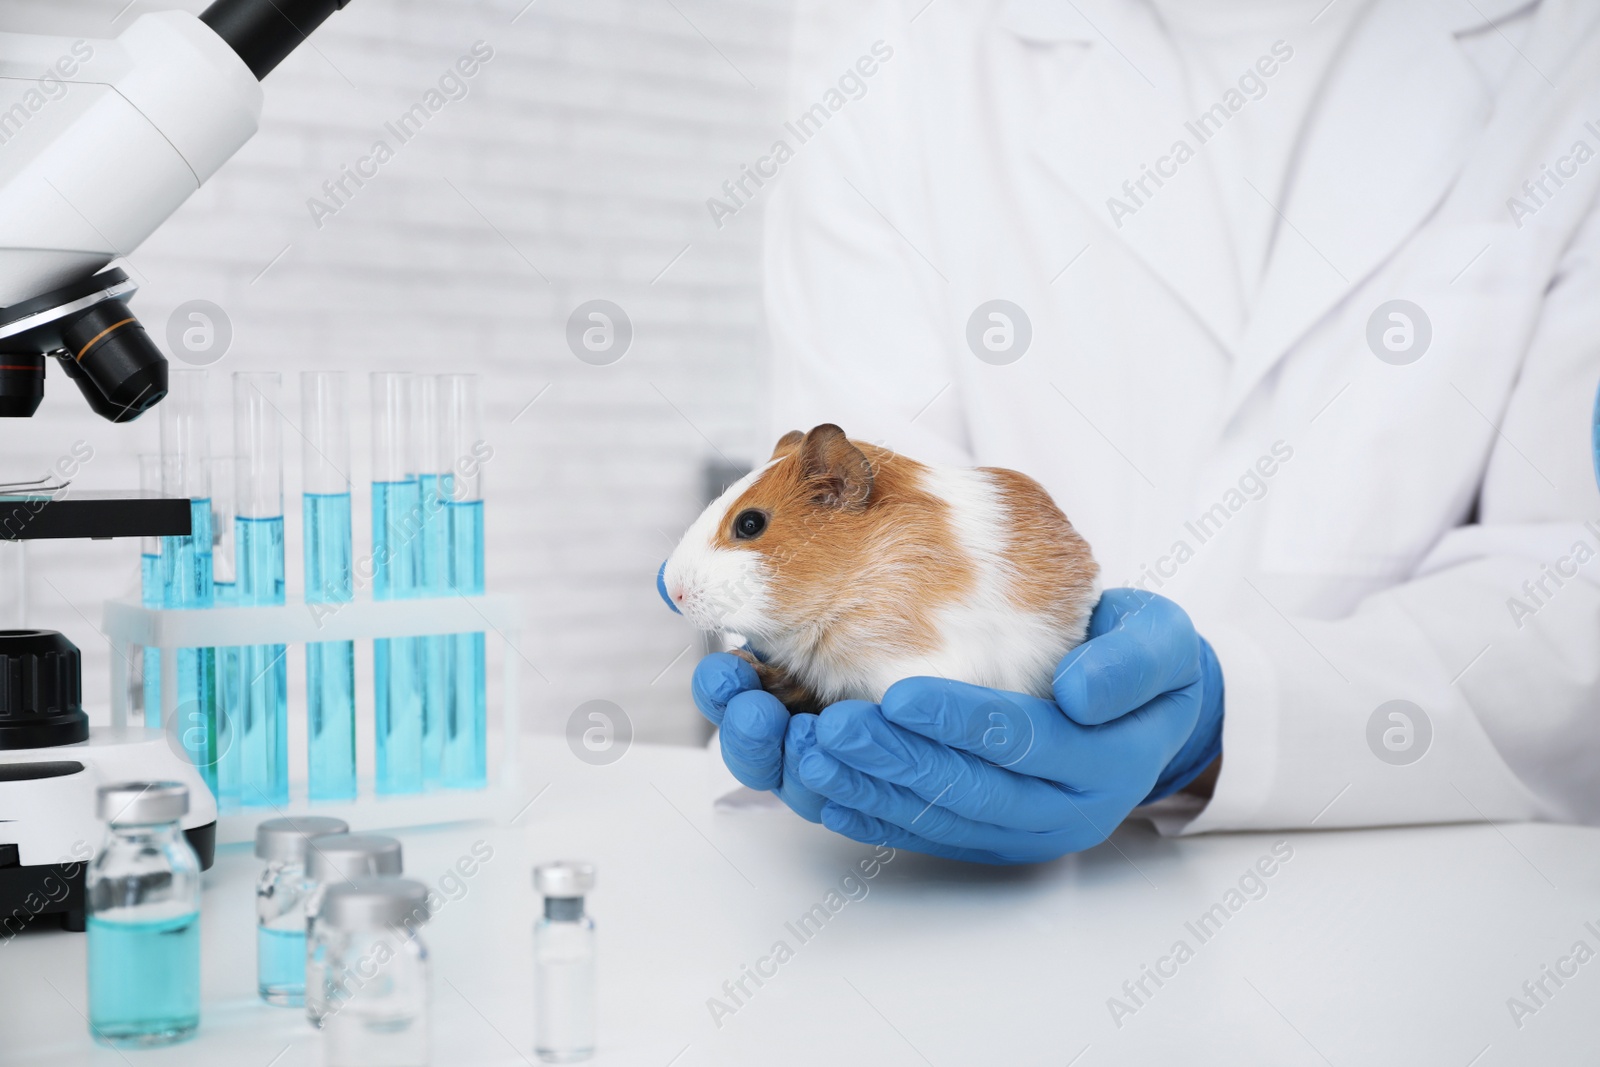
(302, 372), (357, 800)
(87, 782), (202, 1048)
(235, 372), (288, 808)
(254, 815), (348, 1006)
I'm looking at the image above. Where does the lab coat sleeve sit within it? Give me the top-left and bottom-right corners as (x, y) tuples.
(1172, 204), (1600, 836)
(761, 29), (975, 468)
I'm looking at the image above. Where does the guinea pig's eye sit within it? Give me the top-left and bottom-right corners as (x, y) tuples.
(732, 509), (768, 541)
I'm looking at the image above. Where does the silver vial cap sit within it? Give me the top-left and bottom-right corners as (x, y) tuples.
(254, 816), (350, 864)
(96, 781), (188, 825)
(534, 861), (596, 898)
(321, 877), (431, 930)
(306, 833), (403, 883)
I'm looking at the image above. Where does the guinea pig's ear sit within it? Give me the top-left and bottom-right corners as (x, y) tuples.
(770, 430), (804, 461)
(798, 424), (872, 510)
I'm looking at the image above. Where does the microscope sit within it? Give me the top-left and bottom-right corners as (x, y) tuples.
(0, 0), (350, 933)
(0, 0), (351, 422)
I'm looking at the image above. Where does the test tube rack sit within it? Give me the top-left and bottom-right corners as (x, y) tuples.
(102, 591), (522, 844)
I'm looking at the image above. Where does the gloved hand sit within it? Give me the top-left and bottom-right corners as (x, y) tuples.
(689, 651), (828, 822)
(801, 589), (1224, 863)
(675, 579), (1223, 864)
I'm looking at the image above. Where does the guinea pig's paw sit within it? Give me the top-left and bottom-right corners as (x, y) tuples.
(731, 651), (825, 716)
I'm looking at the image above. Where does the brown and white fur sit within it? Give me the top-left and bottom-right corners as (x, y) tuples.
(662, 424), (1100, 713)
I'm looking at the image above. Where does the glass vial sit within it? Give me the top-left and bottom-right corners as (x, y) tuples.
(440, 375), (487, 789)
(234, 372), (289, 808)
(136, 454), (162, 729)
(87, 782), (202, 1048)
(304, 833), (405, 1028)
(533, 862), (597, 1063)
(371, 372), (423, 795)
(255, 815), (349, 1006)
(158, 370), (217, 790)
(302, 371), (358, 801)
(320, 878), (432, 1067)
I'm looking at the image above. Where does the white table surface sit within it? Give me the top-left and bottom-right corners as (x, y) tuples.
(6, 735), (1600, 1067)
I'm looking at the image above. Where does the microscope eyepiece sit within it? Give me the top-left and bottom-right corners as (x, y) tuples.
(201, 0), (353, 80)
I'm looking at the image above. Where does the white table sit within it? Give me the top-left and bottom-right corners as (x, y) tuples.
(7, 736), (1600, 1066)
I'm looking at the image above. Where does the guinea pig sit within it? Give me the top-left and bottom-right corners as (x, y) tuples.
(661, 424), (1100, 714)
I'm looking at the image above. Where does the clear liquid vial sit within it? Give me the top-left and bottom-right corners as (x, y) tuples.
(87, 782), (202, 1049)
(304, 834), (405, 1028)
(320, 879), (432, 1067)
(534, 862), (597, 1063)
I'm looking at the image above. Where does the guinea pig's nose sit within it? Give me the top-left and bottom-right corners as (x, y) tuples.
(657, 562), (682, 615)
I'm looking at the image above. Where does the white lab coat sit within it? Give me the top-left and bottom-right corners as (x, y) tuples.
(763, 0), (1600, 833)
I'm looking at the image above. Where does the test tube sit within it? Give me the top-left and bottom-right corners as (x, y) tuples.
(302, 372), (357, 801)
(211, 457), (238, 604)
(158, 370), (217, 784)
(235, 371), (288, 808)
(137, 455), (162, 729)
(411, 374), (446, 788)
(211, 455), (241, 810)
(372, 372), (423, 795)
(440, 374), (486, 789)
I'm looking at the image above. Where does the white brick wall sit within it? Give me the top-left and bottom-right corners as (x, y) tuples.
(0, 0), (797, 745)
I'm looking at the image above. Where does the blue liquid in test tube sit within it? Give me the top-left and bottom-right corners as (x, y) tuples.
(374, 367), (425, 795)
(210, 456), (241, 811)
(160, 500), (217, 782)
(440, 374), (487, 789)
(140, 550), (160, 728)
(372, 474), (423, 794)
(159, 373), (222, 802)
(213, 584), (241, 812)
(139, 453), (163, 729)
(419, 471), (448, 788)
(412, 374), (446, 787)
(302, 371), (358, 801)
(444, 498), (486, 787)
(235, 514), (287, 807)
(234, 373), (289, 808)
(304, 491), (356, 799)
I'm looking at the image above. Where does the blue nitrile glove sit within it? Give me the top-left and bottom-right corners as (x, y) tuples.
(794, 589), (1224, 864)
(690, 652), (827, 822)
(658, 563), (679, 615)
